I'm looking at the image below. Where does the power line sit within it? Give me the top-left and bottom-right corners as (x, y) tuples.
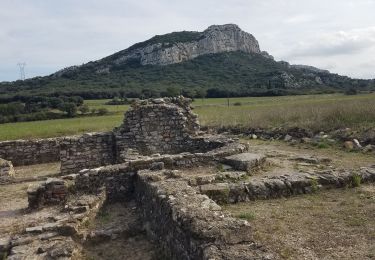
(17, 62), (26, 80)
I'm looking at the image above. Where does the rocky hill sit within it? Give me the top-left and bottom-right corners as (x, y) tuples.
(0, 24), (374, 100)
(55, 24), (263, 76)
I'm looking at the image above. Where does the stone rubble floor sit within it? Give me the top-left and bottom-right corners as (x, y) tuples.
(0, 163), (160, 260)
(172, 140), (375, 193)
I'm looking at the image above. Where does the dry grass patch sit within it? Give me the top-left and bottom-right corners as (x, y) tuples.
(244, 139), (375, 171)
(14, 162), (60, 180)
(196, 93), (375, 132)
(224, 184), (375, 259)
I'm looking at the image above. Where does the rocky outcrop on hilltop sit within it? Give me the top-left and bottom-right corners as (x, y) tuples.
(6, 23), (373, 98)
(114, 24), (261, 66)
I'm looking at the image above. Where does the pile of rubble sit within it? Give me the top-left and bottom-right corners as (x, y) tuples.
(27, 178), (68, 209)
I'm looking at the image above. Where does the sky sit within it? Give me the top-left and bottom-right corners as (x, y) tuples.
(1, 0), (374, 81)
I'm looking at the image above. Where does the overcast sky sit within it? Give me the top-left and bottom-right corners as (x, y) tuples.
(1, 0), (374, 81)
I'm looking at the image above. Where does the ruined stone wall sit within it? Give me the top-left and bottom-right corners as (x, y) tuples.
(75, 166), (135, 201)
(60, 132), (115, 175)
(114, 97), (200, 162)
(135, 170), (272, 259)
(27, 178), (68, 209)
(0, 138), (60, 166)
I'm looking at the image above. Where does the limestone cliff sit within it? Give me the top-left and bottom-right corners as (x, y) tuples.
(113, 24), (261, 66)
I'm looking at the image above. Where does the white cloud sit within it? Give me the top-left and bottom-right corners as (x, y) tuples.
(288, 27), (375, 57)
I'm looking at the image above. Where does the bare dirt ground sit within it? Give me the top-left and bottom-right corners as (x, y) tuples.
(79, 202), (162, 260)
(0, 163), (62, 236)
(14, 162), (60, 181)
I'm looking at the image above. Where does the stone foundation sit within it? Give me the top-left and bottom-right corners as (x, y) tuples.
(199, 167), (375, 204)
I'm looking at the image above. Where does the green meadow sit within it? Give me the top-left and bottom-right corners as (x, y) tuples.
(0, 93), (374, 141)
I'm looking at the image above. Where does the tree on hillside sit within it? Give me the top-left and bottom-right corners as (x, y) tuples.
(79, 104), (90, 114)
(166, 86), (181, 97)
(58, 102), (77, 117)
(195, 88), (207, 100)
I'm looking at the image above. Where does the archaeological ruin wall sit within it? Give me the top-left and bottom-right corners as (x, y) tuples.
(0, 138), (60, 166)
(114, 97), (200, 162)
(59, 97), (213, 174)
(59, 132), (116, 175)
(0, 97), (242, 177)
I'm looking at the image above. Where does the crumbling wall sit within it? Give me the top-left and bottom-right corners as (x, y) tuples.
(27, 178), (68, 209)
(0, 138), (60, 166)
(135, 170), (272, 259)
(75, 166), (135, 201)
(60, 132), (115, 175)
(115, 97), (200, 162)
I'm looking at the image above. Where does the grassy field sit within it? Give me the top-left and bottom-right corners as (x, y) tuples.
(194, 93), (375, 130)
(224, 184), (375, 259)
(0, 93), (374, 141)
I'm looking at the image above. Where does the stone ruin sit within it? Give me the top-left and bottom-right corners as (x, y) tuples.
(59, 97), (231, 175)
(2, 96), (375, 260)
(27, 178), (68, 209)
(115, 97), (200, 160)
(0, 158), (15, 183)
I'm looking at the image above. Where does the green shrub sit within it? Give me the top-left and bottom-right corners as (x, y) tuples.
(316, 142), (329, 149)
(345, 88), (358, 95)
(216, 163), (225, 172)
(233, 102), (242, 106)
(351, 173), (361, 187)
(97, 108), (109, 115)
(310, 178), (319, 192)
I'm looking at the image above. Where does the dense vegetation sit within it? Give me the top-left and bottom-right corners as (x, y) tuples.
(0, 96), (107, 124)
(1, 52), (374, 103)
(125, 31), (203, 52)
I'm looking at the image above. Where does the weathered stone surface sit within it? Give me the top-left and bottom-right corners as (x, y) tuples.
(0, 236), (11, 258)
(114, 24), (261, 67)
(60, 132), (115, 175)
(202, 168), (375, 204)
(28, 178), (68, 209)
(0, 138), (60, 166)
(74, 139), (247, 197)
(115, 97), (200, 159)
(135, 169), (273, 259)
(344, 141), (354, 150)
(75, 167), (136, 201)
(224, 153), (266, 172)
(0, 158), (15, 183)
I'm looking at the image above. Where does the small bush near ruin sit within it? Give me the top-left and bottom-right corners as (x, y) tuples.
(351, 173), (362, 187)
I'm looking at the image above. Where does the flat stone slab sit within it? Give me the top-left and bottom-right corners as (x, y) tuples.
(224, 153), (266, 172)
